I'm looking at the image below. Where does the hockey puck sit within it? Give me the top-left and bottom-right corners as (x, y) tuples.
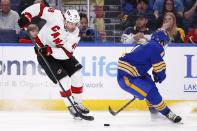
(104, 124), (110, 126)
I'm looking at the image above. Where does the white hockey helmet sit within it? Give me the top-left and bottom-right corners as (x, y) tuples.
(64, 9), (80, 25)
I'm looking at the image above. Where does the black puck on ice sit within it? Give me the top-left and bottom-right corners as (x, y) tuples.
(104, 124), (110, 126)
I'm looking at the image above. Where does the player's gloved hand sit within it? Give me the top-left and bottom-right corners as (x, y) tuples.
(34, 46), (41, 56)
(158, 74), (166, 83)
(39, 45), (52, 56)
(152, 71), (166, 83)
(18, 13), (32, 29)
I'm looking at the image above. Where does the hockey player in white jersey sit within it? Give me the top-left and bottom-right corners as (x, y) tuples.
(18, 3), (91, 119)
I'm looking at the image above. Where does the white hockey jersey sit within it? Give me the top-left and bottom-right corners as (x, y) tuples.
(22, 3), (80, 60)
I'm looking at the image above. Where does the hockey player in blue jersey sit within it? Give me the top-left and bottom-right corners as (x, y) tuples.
(117, 30), (182, 123)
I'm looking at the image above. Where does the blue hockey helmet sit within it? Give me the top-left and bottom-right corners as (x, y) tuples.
(151, 30), (170, 46)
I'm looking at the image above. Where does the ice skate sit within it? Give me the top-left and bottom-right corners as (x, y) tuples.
(75, 102), (90, 114)
(165, 110), (182, 123)
(68, 106), (82, 120)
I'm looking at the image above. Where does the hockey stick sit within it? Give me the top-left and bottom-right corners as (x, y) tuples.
(27, 32), (94, 121)
(109, 79), (156, 116)
(109, 96), (136, 116)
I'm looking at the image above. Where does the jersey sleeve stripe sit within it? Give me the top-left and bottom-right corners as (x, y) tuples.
(152, 61), (166, 72)
(118, 60), (140, 77)
(124, 76), (147, 97)
(153, 63), (166, 71)
(37, 3), (46, 18)
(154, 66), (166, 73)
(152, 61), (165, 67)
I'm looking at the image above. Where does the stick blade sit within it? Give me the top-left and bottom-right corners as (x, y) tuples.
(79, 114), (94, 121)
(108, 106), (118, 116)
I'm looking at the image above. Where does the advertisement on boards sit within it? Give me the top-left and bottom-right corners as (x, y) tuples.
(0, 44), (197, 100)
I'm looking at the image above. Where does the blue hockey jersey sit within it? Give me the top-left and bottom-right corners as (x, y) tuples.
(118, 40), (166, 79)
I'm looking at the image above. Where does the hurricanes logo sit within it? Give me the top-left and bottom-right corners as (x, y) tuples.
(57, 69), (63, 74)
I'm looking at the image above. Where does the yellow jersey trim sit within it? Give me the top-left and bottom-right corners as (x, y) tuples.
(124, 76), (147, 97)
(118, 60), (141, 77)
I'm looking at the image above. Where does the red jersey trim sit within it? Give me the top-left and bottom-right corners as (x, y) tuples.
(61, 47), (73, 58)
(37, 3), (46, 18)
(34, 37), (44, 47)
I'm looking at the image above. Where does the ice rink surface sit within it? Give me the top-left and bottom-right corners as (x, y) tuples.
(0, 110), (196, 131)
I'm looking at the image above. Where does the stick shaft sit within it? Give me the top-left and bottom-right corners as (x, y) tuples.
(109, 96), (136, 116)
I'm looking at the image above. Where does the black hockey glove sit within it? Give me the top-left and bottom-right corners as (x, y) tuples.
(39, 45), (52, 56)
(18, 13), (32, 29)
(34, 46), (41, 56)
(34, 45), (52, 56)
